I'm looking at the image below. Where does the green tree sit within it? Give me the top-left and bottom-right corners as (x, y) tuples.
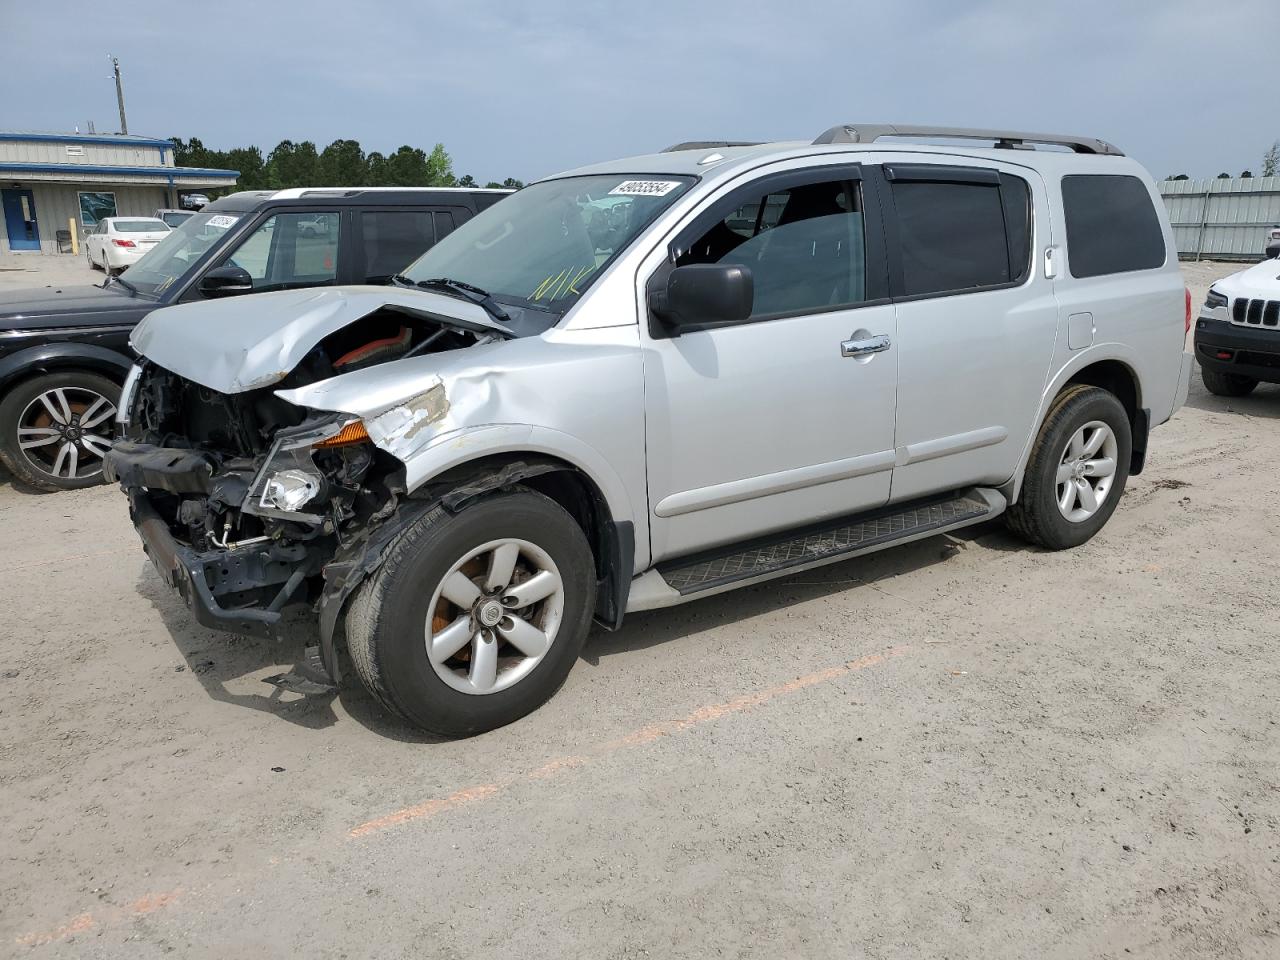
(384, 145), (429, 185)
(1240, 170), (1254, 179)
(226, 146), (266, 190)
(318, 139), (367, 186)
(456, 173), (477, 187)
(265, 140), (320, 189)
(1216, 172), (1231, 179)
(425, 143), (455, 186)
(365, 151), (388, 186)
(1263, 140), (1280, 178)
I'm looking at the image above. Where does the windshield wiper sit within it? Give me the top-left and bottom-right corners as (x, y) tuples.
(414, 277), (513, 326)
(104, 274), (138, 296)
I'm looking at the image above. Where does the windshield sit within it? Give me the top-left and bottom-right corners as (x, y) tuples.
(402, 174), (695, 312)
(114, 219), (168, 233)
(120, 211), (241, 298)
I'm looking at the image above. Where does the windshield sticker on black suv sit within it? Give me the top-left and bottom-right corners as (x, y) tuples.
(608, 180), (682, 197)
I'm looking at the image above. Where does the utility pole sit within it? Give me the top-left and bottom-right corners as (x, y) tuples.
(109, 55), (128, 135)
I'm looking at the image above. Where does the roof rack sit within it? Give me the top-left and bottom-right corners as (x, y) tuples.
(812, 123), (1123, 157)
(662, 140), (763, 153)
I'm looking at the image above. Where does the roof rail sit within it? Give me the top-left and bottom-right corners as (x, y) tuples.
(663, 140), (763, 153)
(812, 123), (1123, 157)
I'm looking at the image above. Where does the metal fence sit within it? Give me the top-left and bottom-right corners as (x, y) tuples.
(1158, 176), (1280, 262)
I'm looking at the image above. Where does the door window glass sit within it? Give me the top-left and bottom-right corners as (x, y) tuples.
(225, 212), (340, 291)
(360, 211), (435, 283)
(677, 180), (867, 317)
(434, 211), (456, 241)
(890, 180), (1010, 296)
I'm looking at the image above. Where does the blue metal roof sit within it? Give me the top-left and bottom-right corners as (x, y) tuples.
(0, 132), (173, 148)
(0, 161), (239, 178)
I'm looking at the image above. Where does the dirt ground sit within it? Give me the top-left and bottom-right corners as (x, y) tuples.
(1, 257), (1277, 959)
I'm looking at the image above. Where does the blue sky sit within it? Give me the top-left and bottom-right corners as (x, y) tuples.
(4, 0), (1275, 182)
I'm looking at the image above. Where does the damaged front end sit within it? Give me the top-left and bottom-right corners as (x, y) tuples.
(106, 295), (509, 680)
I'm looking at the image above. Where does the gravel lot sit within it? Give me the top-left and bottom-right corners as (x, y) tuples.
(1, 256), (1277, 959)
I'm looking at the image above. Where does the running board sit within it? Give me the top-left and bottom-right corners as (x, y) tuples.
(628, 488), (1004, 612)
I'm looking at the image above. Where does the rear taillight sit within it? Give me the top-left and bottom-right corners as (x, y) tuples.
(1185, 287), (1192, 334)
(112, 239), (136, 248)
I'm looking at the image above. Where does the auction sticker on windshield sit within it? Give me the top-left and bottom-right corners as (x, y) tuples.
(206, 215), (238, 229)
(608, 180), (682, 197)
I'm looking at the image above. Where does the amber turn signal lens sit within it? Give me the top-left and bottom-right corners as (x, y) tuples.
(314, 420), (370, 448)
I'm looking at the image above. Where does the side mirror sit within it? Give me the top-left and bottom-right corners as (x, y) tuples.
(199, 264), (253, 298)
(651, 263), (754, 334)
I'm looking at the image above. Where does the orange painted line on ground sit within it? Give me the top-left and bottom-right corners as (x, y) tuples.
(14, 889), (182, 948)
(17, 645), (908, 946)
(347, 645), (909, 840)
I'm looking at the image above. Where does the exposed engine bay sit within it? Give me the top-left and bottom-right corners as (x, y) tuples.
(104, 299), (539, 675)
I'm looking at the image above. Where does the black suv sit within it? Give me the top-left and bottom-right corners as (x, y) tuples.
(0, 187), (508, 491)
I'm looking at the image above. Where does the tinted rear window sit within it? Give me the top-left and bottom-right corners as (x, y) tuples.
(1062, 174), (1165, 278)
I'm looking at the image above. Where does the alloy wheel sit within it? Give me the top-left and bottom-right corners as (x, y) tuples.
(424, 538), (565, 695)
(17, 386), (116, 482)
(1055, 420), (1118, 522)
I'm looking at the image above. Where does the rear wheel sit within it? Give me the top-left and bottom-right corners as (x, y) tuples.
(0, 372), (120, 491)
(1201, 367), (1258, 397)
(1006, 385), (1132, 550)
(346, 488), (595, 736)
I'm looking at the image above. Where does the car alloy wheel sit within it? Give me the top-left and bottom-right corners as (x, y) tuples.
(17, 386), (116, 482)
(424, 538), (565, 695)
(1055, 419), (1118, 522)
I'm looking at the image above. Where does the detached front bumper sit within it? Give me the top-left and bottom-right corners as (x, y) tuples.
(127, 491), (306, 639)
(1194, 317), (1280, 383)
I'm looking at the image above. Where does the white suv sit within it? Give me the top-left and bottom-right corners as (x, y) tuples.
(106, 123), (1193, 735)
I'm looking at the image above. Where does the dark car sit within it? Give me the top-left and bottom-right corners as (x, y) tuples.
(0, 186), (510, 490)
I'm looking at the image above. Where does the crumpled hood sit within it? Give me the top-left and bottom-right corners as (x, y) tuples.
(1216, 260), (1280, 300)
(130, 284), (512, 393)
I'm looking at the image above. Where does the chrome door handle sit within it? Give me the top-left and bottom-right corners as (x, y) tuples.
(840, 334), (892, 358)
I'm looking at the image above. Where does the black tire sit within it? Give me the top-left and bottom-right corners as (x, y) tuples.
(86, 244), (99, 270)
(1200, 367), (1258, 397)
(346, 487), (595, 736)
(0, 371), (121, 492)
(1006, 385), (1132, 550)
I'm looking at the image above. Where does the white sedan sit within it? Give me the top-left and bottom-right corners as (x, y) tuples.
(85, 217), (170, 274)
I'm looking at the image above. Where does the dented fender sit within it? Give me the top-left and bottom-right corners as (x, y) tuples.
(276, 327), (651, 571)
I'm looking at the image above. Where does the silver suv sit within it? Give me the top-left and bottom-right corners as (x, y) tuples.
(105, 124), (1193, 736)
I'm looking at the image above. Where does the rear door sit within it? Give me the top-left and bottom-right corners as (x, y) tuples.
(874, 157), (1057, 502)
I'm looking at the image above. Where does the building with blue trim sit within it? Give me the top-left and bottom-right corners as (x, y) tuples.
(1, 131), (239, 255)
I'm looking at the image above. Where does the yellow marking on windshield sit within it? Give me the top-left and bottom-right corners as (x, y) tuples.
(531, 264), (596, 301)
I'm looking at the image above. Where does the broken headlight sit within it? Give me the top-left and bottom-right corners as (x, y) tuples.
(244, 416), (366, 522)
(260, 469), (322, 513)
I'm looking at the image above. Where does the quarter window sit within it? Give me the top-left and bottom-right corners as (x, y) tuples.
(1061, 174), (1165, 278)
(677, 180), (868, 317)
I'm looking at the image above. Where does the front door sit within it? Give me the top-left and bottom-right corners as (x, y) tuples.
(2, 189), (40, 251)
(642, 165), (898, 561)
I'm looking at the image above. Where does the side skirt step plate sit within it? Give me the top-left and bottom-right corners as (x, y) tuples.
(657, 490), (997, 596)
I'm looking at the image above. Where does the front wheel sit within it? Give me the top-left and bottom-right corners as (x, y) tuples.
(1006, 385), (1132, 550)
(0, 371), (120, 491)
(345, 488), (596, 736)
(1200, 367), (1258, 397)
